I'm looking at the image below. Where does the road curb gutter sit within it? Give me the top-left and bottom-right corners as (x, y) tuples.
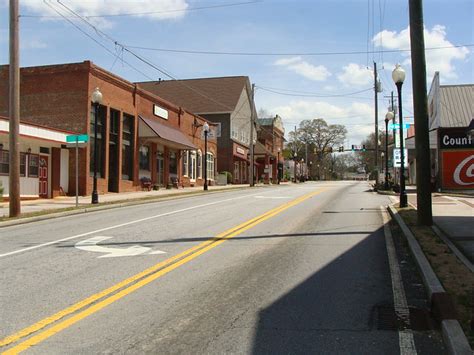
(387, 204), (473, 355)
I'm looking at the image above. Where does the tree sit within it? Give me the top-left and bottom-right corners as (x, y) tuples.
(288, 119), (347, 180)
(357, 130), (389, 178)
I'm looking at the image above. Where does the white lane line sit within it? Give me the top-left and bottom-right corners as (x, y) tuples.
(380, 206), (417, 355)
(0, 192), (267, 258)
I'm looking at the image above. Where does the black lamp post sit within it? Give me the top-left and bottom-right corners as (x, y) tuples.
(203, 122), (209, 191)
(392, 64), (408, 207)
(293, 152), (297, 183)
(385, 110), (394, 190)
(91, 87), (102, 204)
(277, 147), (281, 184)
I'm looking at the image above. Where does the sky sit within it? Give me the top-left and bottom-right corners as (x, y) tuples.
(0, 0), (472, 145)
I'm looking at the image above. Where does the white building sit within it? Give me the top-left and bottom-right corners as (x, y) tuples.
(0, 116), (71, 199)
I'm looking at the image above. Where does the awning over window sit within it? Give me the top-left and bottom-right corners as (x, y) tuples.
(139, 115), (197, 150)
(254, 141), (275, 157)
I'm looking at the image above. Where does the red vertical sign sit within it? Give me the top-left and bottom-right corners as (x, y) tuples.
(441, 151), (474, 189)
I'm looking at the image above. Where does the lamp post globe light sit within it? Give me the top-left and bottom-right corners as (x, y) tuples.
(392, 64), (408, 207)
(203, 122), (210, 191)
(91, 87), (103, 204)
(385, 110), (394, 190)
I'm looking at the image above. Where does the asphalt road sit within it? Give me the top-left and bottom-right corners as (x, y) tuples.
(0, 181), (445, 354)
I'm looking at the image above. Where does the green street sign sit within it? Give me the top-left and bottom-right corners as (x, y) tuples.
(66, 134), (89, 143)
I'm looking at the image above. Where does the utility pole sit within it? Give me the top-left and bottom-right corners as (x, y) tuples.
(249, 83), (255, 187)
(409, 0), (433, 225)
(374, 62), (379, 188)
(9, 0), (20, 217)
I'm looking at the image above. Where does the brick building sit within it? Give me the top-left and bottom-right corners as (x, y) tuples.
(256, 115), (285, 183)
(138, 76), (257, 184)
(0, 61), (217, 198)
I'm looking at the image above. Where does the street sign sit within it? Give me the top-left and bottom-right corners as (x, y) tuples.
(393, 148), (408, 167)
(66, 134), (89, 143)
(388, 123), (410, 130)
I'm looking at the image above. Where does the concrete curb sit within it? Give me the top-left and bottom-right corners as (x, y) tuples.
(0, 186), (257, 228)
(388, 205), (473, 354)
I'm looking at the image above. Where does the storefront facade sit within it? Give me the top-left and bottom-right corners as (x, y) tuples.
(0, 117), (71, 199)
(0, 62), (217, 198)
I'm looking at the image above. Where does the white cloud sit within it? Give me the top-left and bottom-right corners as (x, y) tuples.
(21, 39), (48, 50)
(272, 100), (375, 144)
(274, 56), (331, 81)
(21, 0), (189, 28)
(337, 63), (373, 87)
(373, 25), (469, 79)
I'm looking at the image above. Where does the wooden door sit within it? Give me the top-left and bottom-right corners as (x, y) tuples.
(39, 156), (48, 198)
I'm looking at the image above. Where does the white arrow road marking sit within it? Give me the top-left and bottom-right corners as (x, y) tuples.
(75, 236), (166, 258)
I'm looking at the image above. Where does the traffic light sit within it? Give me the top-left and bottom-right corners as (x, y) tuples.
(351, 145), (355, 151)
(362, 145), (366, 151)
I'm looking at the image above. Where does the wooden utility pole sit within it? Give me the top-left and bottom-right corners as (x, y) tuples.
(249, 83), (255, 187)
(409, 0), (433, 225)
(9, 0), (20, 217)
(374, 62), (379, 188)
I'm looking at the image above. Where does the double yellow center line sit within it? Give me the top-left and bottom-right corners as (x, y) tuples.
(1, 188), (324, 354)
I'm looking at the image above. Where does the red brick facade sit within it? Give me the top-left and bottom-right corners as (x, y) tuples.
(0, 61), (217, 196)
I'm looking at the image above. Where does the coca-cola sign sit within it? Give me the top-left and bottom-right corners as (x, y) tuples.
(442, 151), (474, 189)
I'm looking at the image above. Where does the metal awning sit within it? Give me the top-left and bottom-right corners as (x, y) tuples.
(139, 115), (197, 150)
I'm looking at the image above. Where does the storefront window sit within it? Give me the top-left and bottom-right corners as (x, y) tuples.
(0, 150), (8, 175)
(89, 104), (106, 178)
(182, 151), (188, 176)
(28, 154), (39, 177)
(122, 113), (134, 180)
(189, 151), (196, 180)
(207, 152), (215, 181)
(20, 153), (26, 176)
(169, 151), (177, 176)
(139, 145), (150, 170)
(197, 151), (202, 179)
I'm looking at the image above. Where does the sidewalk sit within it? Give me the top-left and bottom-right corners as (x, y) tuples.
(390, 188), (474, 266)
(0, 183), (270, 219)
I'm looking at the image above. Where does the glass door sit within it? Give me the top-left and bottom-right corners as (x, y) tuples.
(156, 151), (164, 186)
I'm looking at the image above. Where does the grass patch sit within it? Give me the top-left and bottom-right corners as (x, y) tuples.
(398, 207), (474, 347)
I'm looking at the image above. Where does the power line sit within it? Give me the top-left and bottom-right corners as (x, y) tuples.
(123, 43), (473, 57)
(43, 1), (155, 81)
(21, 0), (263, 18)
(54, 0), (244, 114)
(256, 86), (372, 96)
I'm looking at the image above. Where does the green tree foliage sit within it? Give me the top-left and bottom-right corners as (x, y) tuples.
(287, 118), (347, 179)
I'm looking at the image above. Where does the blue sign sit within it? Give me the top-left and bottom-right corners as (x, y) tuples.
(388, 123), (410, 130)
(66, 134), (89, 143)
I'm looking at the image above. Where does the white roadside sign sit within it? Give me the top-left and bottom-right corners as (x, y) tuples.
(393, 148), (408, 168)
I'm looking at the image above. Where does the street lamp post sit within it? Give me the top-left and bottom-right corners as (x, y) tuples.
(392, 64), (408, 207)
(293, 152), (297, 183)
(300, 158), (304, 182)
(91, 87), (102, 204)
(203, 122), (209, 191)
(277, 147), (281, 184)
(385, 111), (394, 190)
